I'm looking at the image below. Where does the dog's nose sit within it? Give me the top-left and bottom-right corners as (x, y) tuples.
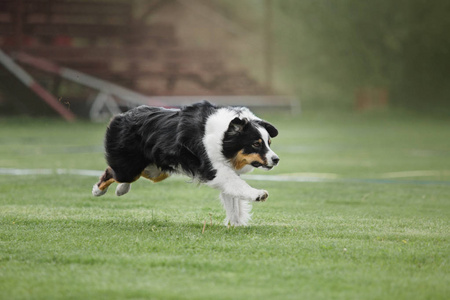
(272, 156), (280, 165)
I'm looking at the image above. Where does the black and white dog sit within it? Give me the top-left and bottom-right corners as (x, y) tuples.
(92, 101), (279, 226)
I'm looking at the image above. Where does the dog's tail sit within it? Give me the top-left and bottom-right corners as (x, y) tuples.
(92, 167), (116, 196)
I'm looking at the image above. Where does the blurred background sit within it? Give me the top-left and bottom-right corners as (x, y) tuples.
(2, 3), (450, 299)
(0, 0), (449, 120)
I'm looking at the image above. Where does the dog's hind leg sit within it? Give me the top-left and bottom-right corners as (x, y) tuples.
(115, 183), (131, 196)
(92, 167), (116, 196)
(113, 169), (145, 196)
(220, 193), (252, 226)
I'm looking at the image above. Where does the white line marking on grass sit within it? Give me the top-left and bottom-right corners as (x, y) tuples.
(0, 168), (53, 175)
(242, 174), (333, 183)
(55, 169), (104, 177)
(0, 168), (335, 183)
(1, 168), (449, 186)
(0, 168), (102, 177)
(381, 170), (450, 178)
(0, 167), (337, 184)
(275, 172), (339, 179)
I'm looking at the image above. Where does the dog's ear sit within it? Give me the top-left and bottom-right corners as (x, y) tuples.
(227, 117), (249, 135)
(257, 120), (278, 138)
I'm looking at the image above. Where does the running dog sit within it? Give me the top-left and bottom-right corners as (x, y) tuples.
(92, 101), (279, 226)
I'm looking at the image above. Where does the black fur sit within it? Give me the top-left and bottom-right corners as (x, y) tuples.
(255, 120), (278, 138)
(105, 101), (217, 183)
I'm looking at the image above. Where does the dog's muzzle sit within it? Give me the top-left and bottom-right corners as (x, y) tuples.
(266, 155), (280, 169)
(251, 155), (280, 170)
(271, 155), (280, 166)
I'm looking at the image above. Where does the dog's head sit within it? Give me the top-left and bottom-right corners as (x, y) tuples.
(222, 117), (279, 171)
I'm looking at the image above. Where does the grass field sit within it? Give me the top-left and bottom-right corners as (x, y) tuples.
(0, 111), (449, 299)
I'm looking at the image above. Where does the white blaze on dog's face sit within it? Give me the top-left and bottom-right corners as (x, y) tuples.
(222, 118), (279, 171)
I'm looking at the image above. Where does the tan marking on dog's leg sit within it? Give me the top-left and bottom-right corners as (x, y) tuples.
(150, 172), (170, 183)
(96, 167), (115, 189)
(99, 178), (116, 191)
(141, 170), (169, 183)
(93, 167), (116, 196)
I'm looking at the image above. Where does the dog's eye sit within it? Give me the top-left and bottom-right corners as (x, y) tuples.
(252, 141), (262, 148)
(268, 139), (272, 146)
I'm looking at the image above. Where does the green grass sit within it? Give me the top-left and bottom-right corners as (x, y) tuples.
(0, 112), (449, 299)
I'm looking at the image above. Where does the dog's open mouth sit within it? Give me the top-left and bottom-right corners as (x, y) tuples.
(251, 161), (273, 170)
(251, 161), (263, 168)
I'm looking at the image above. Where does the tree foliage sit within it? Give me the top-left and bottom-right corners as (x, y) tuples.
(272, 0), (450, 111)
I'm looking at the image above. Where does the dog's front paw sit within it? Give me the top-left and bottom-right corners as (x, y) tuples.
(255, 190), (269, 202)
(225, 218), (249, 227)
(234, 187), (269, 202)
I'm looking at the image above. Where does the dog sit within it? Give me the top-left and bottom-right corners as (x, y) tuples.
(92, 101), (279, 226)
